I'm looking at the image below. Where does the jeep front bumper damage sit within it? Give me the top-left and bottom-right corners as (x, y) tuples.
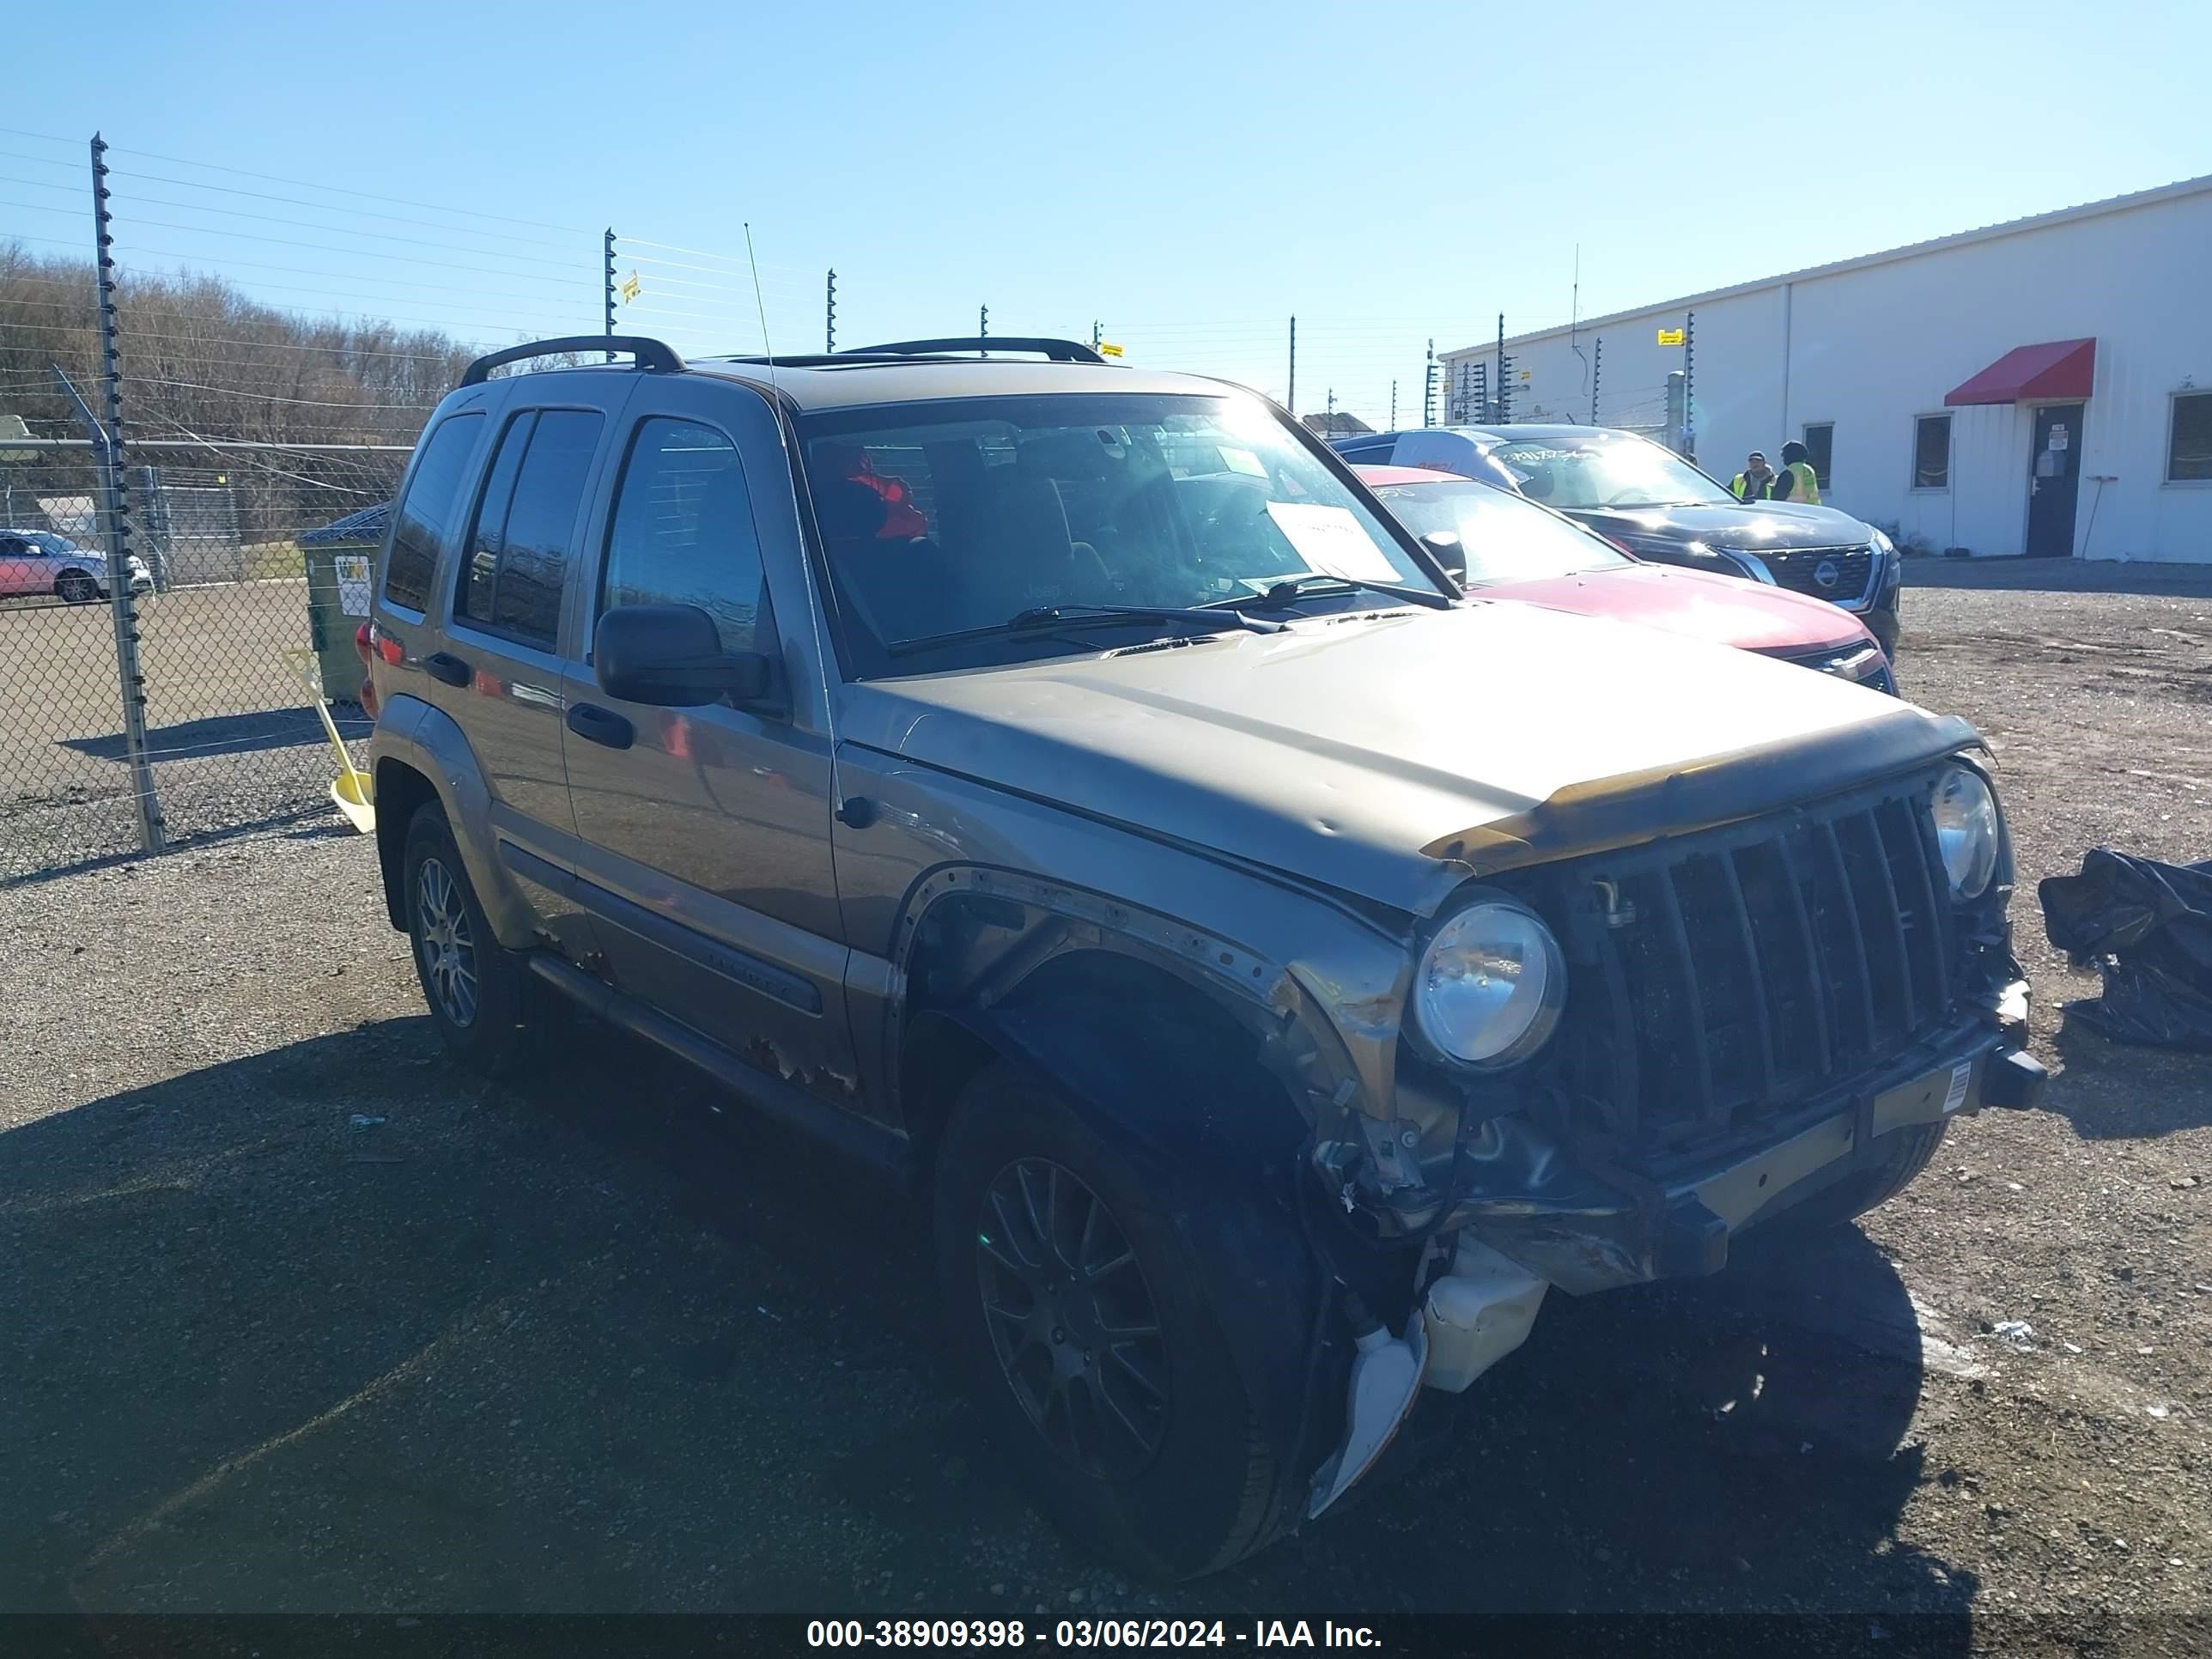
(1448, 1005), (2043, 1297)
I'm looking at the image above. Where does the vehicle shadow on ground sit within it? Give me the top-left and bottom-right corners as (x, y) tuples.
(0, 1012), (1972, 1629)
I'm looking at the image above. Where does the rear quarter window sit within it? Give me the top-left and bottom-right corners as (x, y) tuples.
(382, 411), (484, 613)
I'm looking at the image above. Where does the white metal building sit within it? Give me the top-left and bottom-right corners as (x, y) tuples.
(1439, 175), (2212, 562)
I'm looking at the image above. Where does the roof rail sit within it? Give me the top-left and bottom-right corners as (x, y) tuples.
(459, 336), (684, 387)
(842, 337), (1107, 364)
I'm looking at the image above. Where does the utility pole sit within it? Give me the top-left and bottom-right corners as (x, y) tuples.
(81, 137), (161, 850)
(1423, 338), (1437, 428)
(1591, 337), (1602, 425)
(1091, 320), (1102, 349)
(1389, 380), (1397, 430)
(978, 304), (988, 355)
(1287, 315), (1297, 416)
(603, 228), (617, 362)
(825, 269), (836, 352)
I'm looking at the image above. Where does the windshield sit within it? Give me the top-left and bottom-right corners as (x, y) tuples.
(1489, 433), (1735, 511)
(1366, 477), (1632, 586)
(799, 392), (1448, 674)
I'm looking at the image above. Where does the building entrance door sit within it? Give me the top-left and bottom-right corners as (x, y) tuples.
(2025, 403), (2085, 557)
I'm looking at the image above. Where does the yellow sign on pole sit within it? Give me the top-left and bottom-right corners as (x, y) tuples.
(1097, 341), (1125, 359)
(1656, 327), (1685, 346)
(618, 272), (642, 304)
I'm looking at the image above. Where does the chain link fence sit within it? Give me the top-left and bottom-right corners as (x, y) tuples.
(0, 443), (140, 876)
(0, 435), (405, 881)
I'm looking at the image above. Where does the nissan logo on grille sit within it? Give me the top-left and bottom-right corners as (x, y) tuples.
(1814, 558), (1843, 590)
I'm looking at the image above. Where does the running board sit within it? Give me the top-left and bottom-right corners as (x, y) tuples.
(523, 953), (911, 1178)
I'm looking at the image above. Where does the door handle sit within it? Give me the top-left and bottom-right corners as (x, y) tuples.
(425, 651), (472, 688)
(566, 702), (634, 750)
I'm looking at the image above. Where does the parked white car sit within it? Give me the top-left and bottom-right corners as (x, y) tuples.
(0, 529), (152, 604)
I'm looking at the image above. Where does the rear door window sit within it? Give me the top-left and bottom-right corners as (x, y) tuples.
(382, 411), (483, 613)
(453, 409), (605, 649)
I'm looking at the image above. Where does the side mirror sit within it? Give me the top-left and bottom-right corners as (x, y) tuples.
(1421, 530), (1468, 584)
(595, 603), (775, 708)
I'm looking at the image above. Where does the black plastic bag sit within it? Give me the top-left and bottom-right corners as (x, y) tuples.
(2040, 848), (2212, 1049)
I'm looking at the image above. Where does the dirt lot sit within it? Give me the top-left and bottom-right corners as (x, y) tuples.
(0, 580), (357, 881)
(3, 567), (2209, 1646)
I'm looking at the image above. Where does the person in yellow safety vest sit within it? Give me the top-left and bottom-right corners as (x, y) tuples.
(1771, 440), (1822, 505)
(1731, 451), (1775, 501)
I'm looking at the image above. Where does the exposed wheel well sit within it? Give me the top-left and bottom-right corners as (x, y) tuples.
(373, 758), (439, 930)
(899, 942), (1295, 1195)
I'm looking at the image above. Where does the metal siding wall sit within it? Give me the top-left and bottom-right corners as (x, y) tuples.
(1449, 187), (2212, 561)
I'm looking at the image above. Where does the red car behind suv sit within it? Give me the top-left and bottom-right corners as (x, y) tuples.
(1355, 465), (1895, 694)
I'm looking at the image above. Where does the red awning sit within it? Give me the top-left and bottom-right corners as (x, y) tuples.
(1944, 338), (2096, 407)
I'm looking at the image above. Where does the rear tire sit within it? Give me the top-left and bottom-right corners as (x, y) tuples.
(1768, 1120), (1947, 1231)
(401, 802), (539, 1075)
(933, 1060), (1290, 1580)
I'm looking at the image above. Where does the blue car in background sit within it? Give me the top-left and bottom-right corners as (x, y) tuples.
(1331, 424), (1903, 654)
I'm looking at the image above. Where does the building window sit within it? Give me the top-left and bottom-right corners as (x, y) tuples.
(1801, 422), (1834, 490)
(2170, 392), (2212, 483)
(1913, 415), (1952, 490)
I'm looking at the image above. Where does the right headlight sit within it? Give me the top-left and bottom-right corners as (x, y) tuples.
(1931, 764), (2000, 899)
(1412, 896), (1565, 1068)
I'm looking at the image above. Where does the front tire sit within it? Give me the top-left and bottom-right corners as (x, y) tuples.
(55, 573), (100, 605)
(402, 802), (539, 1074)
(933, 1060), (1290, 1579)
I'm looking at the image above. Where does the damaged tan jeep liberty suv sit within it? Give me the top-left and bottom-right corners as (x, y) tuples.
(362, 334), (2045, 1578)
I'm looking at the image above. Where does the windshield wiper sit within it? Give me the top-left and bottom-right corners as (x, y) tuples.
(886, 603), (1282, 659)
(1206, 573), (1455, 612)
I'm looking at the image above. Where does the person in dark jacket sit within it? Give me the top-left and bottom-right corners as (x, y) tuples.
(1771, 441), (1821, 505)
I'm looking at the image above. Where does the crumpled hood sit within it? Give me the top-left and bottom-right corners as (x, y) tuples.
(1566, 498), (1875, 551)
(840, 604), (1961, 917)
(1483, 563), (1874, 655)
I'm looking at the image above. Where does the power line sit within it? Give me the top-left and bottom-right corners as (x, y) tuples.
(110, 216), (592, 285)
(106, 143), (589, 234)
(106, 168), (580, 254)
(133, 376), (436, 410)
(94, 190), (591, 273)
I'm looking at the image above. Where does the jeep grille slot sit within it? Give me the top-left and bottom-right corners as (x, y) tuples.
(1568, 779), (1956, 1151)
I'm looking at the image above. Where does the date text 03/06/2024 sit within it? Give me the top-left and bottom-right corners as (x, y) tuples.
(805, 1620), (1382, 1649)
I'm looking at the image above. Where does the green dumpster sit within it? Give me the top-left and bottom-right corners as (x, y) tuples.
(300, 504), (388, 708)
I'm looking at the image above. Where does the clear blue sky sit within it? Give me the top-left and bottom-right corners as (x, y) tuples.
(7, 0), (2209, 427)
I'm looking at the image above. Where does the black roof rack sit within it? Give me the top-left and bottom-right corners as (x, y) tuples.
(841, 337), (1108, 364)
(459, 335), (684, 386)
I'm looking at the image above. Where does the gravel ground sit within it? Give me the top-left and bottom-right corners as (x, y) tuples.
(2, 572), (2209, 1646)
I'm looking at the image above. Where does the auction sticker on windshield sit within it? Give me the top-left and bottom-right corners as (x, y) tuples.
(1264, 502), (1401, 584)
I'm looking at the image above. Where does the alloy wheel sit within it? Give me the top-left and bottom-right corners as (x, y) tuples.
(414, 856), (479, 1028)
(975, 1157), (1169, 1479)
